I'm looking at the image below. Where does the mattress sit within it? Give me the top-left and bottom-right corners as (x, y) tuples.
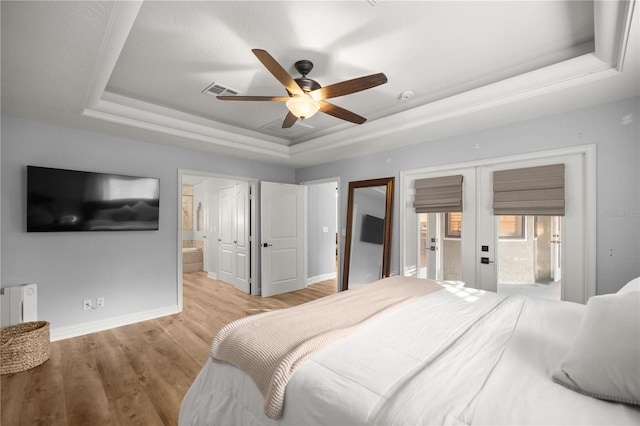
(179, 280), (640, 425)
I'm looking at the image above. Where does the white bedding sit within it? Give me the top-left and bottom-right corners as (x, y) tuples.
(179, 284), (640, 425)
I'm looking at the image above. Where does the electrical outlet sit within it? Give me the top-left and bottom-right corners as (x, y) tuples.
(83, 299), (92, 310)
(97, 297), (105, 308)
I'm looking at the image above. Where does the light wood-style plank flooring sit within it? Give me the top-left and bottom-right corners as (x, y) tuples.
(1, 272), (337, 425)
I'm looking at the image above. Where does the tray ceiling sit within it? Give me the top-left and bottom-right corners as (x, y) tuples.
(2, 1), (638, 167)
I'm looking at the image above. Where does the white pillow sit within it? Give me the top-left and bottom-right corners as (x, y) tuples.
(618, 277), (640, 294)
(552, 291), (640, 405)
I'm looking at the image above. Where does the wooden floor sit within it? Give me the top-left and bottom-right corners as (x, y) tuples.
(1, 273), (337, 426)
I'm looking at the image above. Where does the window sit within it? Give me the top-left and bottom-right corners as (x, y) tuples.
(445, 212), (462, 238)
(498, 215), (525, 239)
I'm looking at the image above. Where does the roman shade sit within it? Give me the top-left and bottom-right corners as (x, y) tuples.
(493, 164), (565, 216)
(413, 175), (463, 213)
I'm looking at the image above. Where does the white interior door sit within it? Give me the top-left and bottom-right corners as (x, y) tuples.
(218, 184), (250, 294)
(218, 186), (236, 286)
(234, 182), (250, 293)
(261, 181), (306, 297)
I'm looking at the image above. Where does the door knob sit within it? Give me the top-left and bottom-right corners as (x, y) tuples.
(480, 257), (494, 264)
(262, 242), (273, 247)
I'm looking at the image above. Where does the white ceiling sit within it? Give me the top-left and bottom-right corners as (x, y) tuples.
(2, 1), (638, 167)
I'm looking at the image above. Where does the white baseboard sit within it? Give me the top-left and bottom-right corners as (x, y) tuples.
(307, 272), (337, 286)
(50, 305), (181, 342)
(207, 271), (218, 280)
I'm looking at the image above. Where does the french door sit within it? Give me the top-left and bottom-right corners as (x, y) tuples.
(402, 148), (594, 303)
(415, 167), (476, 283)
(476, 153), (589, 302)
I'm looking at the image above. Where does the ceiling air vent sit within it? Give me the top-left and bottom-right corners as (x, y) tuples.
(260, 117), (314, 138)
(202, 82), (240, 97)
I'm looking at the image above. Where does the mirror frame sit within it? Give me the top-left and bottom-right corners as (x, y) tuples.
(341, 177), (395, 291)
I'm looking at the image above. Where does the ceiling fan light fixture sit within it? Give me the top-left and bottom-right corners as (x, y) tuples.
(286, 96), (320, 119)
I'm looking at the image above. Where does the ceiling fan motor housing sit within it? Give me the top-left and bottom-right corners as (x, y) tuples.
(294, 59), (313, 76)
(293, 60), (321, 93)
(294, 77), (321, 93)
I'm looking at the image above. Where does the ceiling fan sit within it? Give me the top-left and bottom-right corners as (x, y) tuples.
(217, 49), (388, 128)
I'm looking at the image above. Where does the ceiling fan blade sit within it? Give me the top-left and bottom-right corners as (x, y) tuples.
(252, 49), (304, 96)
(319, 101), (367, 124)
(310, 73), (387, 100)
(282, 111), (298, 128)
(217, 95), (290, 102)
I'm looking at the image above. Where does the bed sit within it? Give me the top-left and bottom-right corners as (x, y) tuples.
(179, 275), (640, 425)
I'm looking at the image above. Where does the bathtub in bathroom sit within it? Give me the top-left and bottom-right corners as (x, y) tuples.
(183, 247), (203, 272)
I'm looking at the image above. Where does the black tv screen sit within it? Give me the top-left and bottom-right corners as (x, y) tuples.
(360, 214), (384, 244)
(27, 166), (160, 232)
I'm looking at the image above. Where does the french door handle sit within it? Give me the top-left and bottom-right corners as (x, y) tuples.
(263, 243), (273, 248)
(480, 257), (494, 264)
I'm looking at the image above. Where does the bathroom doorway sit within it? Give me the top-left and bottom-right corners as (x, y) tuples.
(177, 170), (258, 311)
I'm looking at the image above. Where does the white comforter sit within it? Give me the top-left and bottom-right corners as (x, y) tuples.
(179, 285), (640, 425)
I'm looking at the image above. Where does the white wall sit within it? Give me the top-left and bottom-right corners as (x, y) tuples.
(296, 96), (640, 295)
(1, 115), (294, 337)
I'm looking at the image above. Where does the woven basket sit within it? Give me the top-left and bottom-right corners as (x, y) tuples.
(1, 321), (50, 375)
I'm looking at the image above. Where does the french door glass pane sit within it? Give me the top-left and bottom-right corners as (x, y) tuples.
(418, 213), (462, 282)
(419, 213), (428, 278)
(497, 215), (561, 300)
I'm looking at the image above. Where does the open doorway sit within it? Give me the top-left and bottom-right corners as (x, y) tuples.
(177, 170), (258, 311)
(181, 175), (207, 275)
(302, 178), (340, 293)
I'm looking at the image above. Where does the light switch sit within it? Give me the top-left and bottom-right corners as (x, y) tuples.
(322, 226), (329, 233)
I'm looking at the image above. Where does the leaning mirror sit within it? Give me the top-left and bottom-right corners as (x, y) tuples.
(342, 177), (395, 291)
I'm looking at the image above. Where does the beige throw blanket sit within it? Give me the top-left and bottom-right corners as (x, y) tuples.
(211, 275), (443, 420)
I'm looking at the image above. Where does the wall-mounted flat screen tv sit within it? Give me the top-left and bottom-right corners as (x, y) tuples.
(27, 166), (160, 232)
(360, 214), (384, 244)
